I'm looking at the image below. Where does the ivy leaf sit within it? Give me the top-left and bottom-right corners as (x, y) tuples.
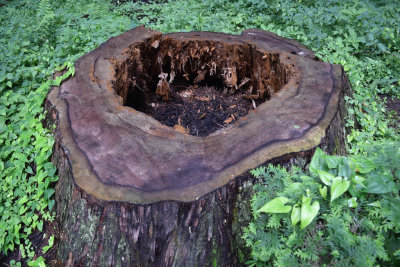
(331, 177), (350, 202)
(291, 204), (301, 226)
(258, 197), (292, 214)
(300, 197), (320, 229)
(317, 169), (334, 186)
(363, 173), (396, 194)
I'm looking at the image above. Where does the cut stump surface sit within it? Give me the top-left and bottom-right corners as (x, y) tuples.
(45, 26), (350, 266)
(47, 26), (346, 204)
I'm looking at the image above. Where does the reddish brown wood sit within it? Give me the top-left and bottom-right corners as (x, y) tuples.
(45, 26), (350, 266)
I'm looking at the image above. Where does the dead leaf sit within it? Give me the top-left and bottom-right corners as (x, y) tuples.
(229, 105), (237, 109)
(224, 117), (233, 124)
(194, 69), (207, 83)
(173, 124), (188, 134)
(156, 79), (170, 101)
(195, 96), (210, 102)
(198, 113), (206, 119)
(224, 114), (235, 124)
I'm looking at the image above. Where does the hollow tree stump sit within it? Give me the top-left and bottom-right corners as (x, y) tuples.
(45, 26), (350, 266)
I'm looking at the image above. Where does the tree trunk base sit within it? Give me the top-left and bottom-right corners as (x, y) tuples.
(45, 26), (351, 266)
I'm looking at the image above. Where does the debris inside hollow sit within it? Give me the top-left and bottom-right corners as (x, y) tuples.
(113, 35), (290, 136)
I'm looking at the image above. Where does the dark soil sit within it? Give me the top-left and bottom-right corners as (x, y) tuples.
(142, 84), (258, 137)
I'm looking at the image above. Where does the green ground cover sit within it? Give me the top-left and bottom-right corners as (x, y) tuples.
(0, 0), (399, 265)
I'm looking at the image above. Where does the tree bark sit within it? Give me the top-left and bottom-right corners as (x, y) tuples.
(45, 26), (351, 266)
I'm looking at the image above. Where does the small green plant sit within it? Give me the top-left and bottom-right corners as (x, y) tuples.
(243, 143), (400, 266)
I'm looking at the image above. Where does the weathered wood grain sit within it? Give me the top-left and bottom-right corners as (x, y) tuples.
(45, 26), (350, 266)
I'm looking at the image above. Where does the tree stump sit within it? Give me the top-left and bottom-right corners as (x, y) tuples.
(45, 26), (350, 266)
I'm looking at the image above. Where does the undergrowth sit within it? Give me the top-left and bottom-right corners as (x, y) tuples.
(0, 0), (399, 265)
(244, 144), (400, 266)
(0, 0), (132, 264)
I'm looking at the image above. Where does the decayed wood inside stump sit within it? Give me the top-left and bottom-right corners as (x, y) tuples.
(45, 26), (350, 266)
(114, 38), (289, 137)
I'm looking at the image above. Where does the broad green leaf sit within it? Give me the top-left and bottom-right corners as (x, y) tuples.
(317, 169), (334, 186)
(352, 175), (366, 187)
(338, 158), (355, 179)
(258, 197), (292, 214)
(319, 186), (327, 199)
(300, 197), (320, 229)
(331, 177), (350, 202)
(309, 148), (328, 175)
(348, 183), (363, 198)
(363, 173), (396, 194)
(354, 158), (376, 173)
(291, 204), (301, 226)
(347, 197), (358, 208)
(326, 155), (341, 169)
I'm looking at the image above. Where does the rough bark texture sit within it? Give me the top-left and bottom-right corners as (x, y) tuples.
(45, 26), (351, 266)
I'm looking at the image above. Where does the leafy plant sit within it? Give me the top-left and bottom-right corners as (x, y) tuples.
(243, 144), (400, 266)
(0, 0), (133, 263)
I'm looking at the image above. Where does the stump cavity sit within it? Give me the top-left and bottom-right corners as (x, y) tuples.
(113, 38), (290, 136)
